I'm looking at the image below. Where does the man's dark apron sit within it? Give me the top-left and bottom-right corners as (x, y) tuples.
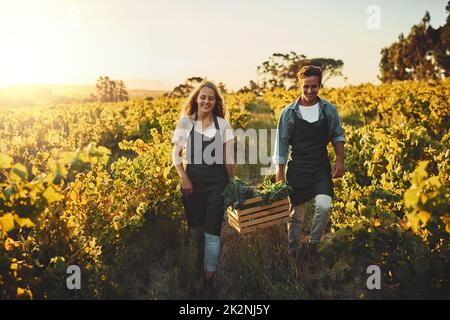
(182, 115), (229, 235)
(286, 106), (334, 206)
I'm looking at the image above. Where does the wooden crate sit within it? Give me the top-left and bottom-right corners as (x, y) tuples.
(227, 196), (291, 234)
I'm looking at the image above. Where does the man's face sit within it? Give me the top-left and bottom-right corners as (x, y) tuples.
(300, 76), (321, 102)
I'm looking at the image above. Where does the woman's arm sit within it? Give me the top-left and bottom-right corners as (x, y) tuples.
(172, 144), (193, 194)
(276, 164), (286, 182)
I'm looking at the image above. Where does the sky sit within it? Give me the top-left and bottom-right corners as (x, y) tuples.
(0, 0), (448, 90)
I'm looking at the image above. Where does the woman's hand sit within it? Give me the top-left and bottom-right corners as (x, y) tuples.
(181, 175), (193, 195)
(276, 164), (286, 183)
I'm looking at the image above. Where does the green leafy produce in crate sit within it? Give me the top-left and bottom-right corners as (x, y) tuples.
(223, 177), (291, 210)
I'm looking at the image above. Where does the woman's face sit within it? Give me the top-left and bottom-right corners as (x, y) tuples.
(196, 86), (216, 114)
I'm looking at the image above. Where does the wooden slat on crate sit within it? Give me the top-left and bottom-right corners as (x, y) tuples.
(240, 210), (291, 228)
(228, 212), (238, 222)
(239, 216), (291, 234)
(242, 196), (264, 205)
(226, 196), (291, 234)
(227, 207), (239, 221)
(238, 204), (290, 223)
(228, 217), (241, 233)
(238, 198), (289, 216)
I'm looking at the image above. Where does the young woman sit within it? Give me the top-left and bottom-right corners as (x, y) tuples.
(172, 80), (234, 297)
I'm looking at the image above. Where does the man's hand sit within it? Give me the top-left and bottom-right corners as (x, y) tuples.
(332, 141), (345, 179)
(332, 161), (345, 178)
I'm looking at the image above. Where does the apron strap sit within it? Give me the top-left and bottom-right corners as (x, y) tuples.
(213, 115), (219, 130)
(213, 115), (225, 143)
(189, 117), (195, 164)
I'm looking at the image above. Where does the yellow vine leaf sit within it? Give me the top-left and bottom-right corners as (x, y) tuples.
(17, 287), (33, 299)
(0, 153), (13, 169)
(14, 216), (35, 228)
(4, 237), (18, 251)
(443, 215), (450, 234)
(411, 160), (429, 186)
(0, 213), (15, 232)
(404, 189), (419, 208)
(418, 210), (431, 226)
(42, 186), (63, 204)
(113, 220), (121, 231)
(11, 163), (28, 182)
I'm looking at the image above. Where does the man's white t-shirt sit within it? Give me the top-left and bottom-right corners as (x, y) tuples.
(298, 102), (320, 123)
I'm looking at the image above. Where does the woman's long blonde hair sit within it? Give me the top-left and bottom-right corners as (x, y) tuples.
(184, 80), (226, 119)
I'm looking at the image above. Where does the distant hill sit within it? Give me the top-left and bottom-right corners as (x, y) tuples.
(0, 84), (168, 108)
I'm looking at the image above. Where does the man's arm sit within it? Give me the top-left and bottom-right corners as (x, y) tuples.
(273, 108), (290, 182)
(329, 105), (346, 178)
(332, 141), (345, 178)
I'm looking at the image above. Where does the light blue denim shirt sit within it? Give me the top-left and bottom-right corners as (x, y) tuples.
(273, 96), (345, 165)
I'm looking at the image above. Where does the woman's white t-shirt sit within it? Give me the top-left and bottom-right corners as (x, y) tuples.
(171, 115), (234, 147)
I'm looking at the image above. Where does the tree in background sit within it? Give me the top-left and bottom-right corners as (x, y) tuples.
(169, 77), (229, 97)
(379, 34), (412, 81)
(95, 76), (129, 102)
(117, 81), (129, 102)
(379, 2), (450, 82)
(170, 76), (204, 97)
(237, 80), (263, 95)
(217, 82), (228, 94)
(433, 1), (450, 77)
(256, 51), (344, 91)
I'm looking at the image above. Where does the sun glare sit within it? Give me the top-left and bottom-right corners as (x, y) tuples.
(1, 36), (44, 85)
(0, 0), (80, 86)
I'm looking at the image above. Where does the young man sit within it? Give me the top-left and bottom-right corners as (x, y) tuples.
(273, 65), (345, 259)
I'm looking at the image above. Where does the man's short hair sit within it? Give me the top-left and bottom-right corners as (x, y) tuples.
(298, 65), (322, 85)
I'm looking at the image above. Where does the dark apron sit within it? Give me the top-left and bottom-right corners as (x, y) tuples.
(185, 115), (229, 193)
(286, 106), (334, 205)
(182, 115), (229, 235)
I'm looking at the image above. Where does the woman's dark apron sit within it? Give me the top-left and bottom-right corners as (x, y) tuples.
(286, 106), (334, 205)
(182, 115), (229, 235)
